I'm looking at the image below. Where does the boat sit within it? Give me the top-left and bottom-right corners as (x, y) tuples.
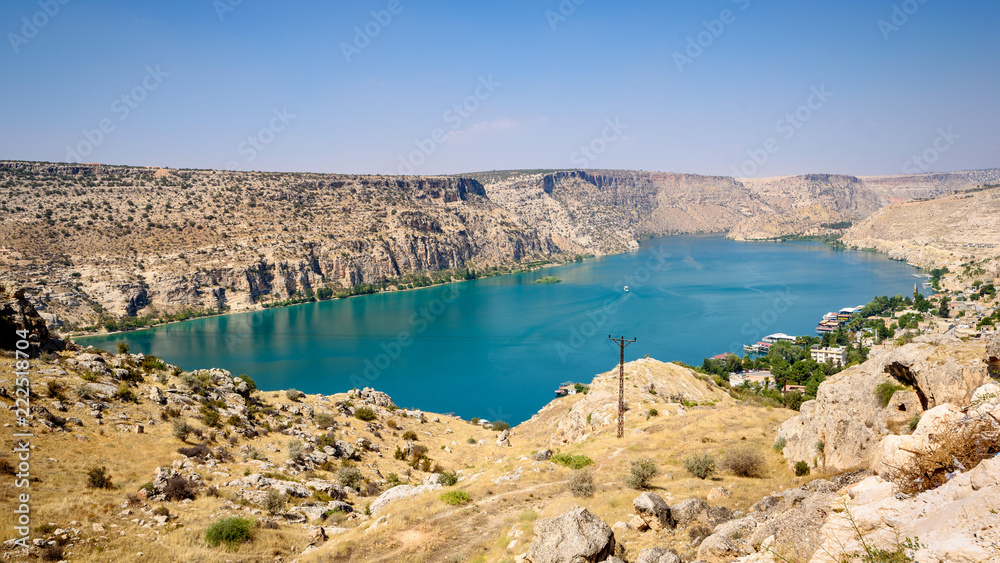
(624, 285), (629, 292)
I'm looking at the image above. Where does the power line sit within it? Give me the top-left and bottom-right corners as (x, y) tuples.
(608, 335), (636, 439)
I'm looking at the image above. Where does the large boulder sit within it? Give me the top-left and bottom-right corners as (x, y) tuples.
(369, 483), (442, 516)
(352, 387), (397, 409)
(0, 288), (69, 357)
(777, 337), (990, 472)
(633, 492), (675, 531)
(633, 547), (681, 563)
(670, 498), (709, 527)
(527, 506), (616, 563)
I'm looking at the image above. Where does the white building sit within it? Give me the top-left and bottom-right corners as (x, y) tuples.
(811, 346), (847, 367)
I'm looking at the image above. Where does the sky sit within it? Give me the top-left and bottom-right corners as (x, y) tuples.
(1, 0), (997, 177)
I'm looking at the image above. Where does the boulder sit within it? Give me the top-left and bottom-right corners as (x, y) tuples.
(707, 486), (730, 504)
(633, 492), (675, 530)
(527, 506), (616, 563)
(534, 449), (553, 461)
(370, 483), (442, 516)
(634, 547), (681, 563)
(497, 429), (511, 447)
(148, 386), (166, 405)
(353, 387), (397, 409)
(670, 498), (709, 527)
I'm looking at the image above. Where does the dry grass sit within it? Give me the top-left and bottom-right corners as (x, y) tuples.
(885, 413), (1000, 495)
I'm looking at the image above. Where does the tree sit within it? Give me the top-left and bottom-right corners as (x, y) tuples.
(938, 298), (950, 318)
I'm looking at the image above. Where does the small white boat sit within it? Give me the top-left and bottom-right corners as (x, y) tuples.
(624, 285), (629, 292)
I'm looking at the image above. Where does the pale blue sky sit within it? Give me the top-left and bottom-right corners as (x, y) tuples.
(1, 0), (997, 176)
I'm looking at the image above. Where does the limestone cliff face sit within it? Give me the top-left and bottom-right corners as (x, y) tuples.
(777, 335), (991, 473)
(842, 185), (1000, 269)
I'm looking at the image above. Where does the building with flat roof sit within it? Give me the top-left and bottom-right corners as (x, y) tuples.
(811, 346), (847, 367)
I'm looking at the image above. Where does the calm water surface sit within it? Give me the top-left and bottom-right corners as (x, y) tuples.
(77, 236), (925, 424)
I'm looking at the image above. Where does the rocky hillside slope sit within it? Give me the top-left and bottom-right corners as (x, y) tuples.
(842, 184), (1000, 269)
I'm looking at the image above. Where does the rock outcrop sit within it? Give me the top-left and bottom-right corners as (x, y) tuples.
(526, 506), (617, 563)
(778, 336), (990, 472)
(0, 287), (70, 356)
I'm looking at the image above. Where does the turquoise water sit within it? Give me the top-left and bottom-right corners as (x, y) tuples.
(77, 235), (925, 424)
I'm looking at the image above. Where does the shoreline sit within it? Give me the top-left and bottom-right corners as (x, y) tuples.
(67, 254), (590, 341)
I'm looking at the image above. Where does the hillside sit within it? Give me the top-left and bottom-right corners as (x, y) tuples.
(842, 184), (1000, 269)
(1, 161), (998, 329)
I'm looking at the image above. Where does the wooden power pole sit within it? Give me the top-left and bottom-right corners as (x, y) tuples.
(609, 335), (636, 438)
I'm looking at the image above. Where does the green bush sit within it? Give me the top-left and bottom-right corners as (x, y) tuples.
(354, 407), (377, 421)
(439, 490), (471, 505)
(439, 471), (459, 486)
(875, 381), (906, 408)
(285, 389), (304, 402)
(205, 517), (254, 549)
(287, 440), (305, 463)
(794, 461), (810, 476)
(773, 436), (787, 452)
(201, 406), (221, 428)
(262, 489), (286, 515)
(551, 453), (594, 470)
(466, 437), (476, 444)
(116, 342), (130, 355)
(314, 413), (335, 428)
(86, 466), (114, 489)
(647, 408), (658, 418)
(626, 457), (659, 489)
(338, 466), (364, 490)
(113, 384), (137, 403)
(172, 420), (194, 442)
(491, 420), (510, 431)
(683, 454), (716, 480)
(402, 430), (418, 441)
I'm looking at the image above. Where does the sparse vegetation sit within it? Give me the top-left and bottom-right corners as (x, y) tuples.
(354, 407), (377, 421)
(683, 453), (716, 480)
(338, 466), (364, 490)
(262, 489), (287, 515)
(625, 457), (659, 489)
(721, 447), (766, 478)
(794, 461), (810, 476)
(285, 389), (304, 402)
(86, 466), (114, 489)
(551, 453), (594, 470)
(569, 469), (596, 497)
(205, 517), (255, 549)
(439, 490), (471, 505)
(875, 381), (907, 408)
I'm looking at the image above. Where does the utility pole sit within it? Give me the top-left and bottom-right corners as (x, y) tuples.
(609, 335), (636, 438)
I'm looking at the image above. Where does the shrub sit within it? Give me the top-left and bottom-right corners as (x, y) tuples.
(338, 466), (364, 490)
(466, 437), (476, 444)
(773, 436), (787, 452)
(439, 471), (459, 486)
(164, 476), (198, 501)
(354, 407), (377, 421)
(205, 517), (254, 549)
(647, 408), (658, 418)
(262, 489), (287, 515)
(140, 355), (167, 372)
(177, 445), (210, 459)
(569, 469), (596, 497)
(626, 457), (659, 489)
(40, 544), (64, 562)
(402, 430), (418, 441)
(287, 440), (305, 463)
(491, 420), (510, 432)
(285, 389), (304, 402)
(439, 490), (471, 505)
(201, 406), (221, 428)
(721, 448), (766, 478)
(683, 454), (716, 480)
(45, 381), (64, 400)
(116, 342), (130, 354)
(815, 440), (825, 454)
(113, 384), (137, 403)
(385, 418), (398, 429)
(551, 453), (594, 470)
(314, 413), (335, 428)
(794, 461), (811, 476)
(87, 466), (114, 489)
(875, 381), (907, 408)
(172, 420), (194, 442)
(908, 414), (921, 432)
(385, 473), (403, 488)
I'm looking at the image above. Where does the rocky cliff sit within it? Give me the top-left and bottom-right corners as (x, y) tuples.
(2, 161), (997, 328)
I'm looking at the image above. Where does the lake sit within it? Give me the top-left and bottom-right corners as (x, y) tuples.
(76, 235), (925, 424)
